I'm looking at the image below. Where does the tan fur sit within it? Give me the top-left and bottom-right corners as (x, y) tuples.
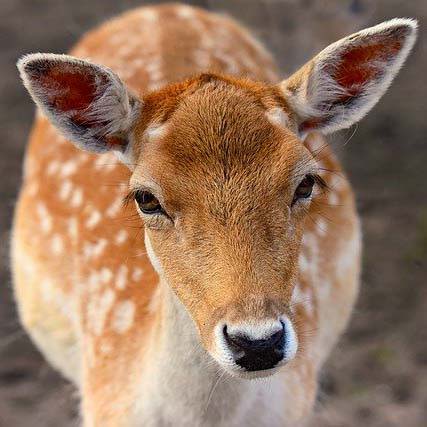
(13, 4), (416, 426)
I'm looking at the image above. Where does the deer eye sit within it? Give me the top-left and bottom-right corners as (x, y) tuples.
(292, 175), (315, 204)
(135, 191), (164, 215)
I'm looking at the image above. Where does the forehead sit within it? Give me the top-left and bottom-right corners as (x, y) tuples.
(134, 78), (311, 201)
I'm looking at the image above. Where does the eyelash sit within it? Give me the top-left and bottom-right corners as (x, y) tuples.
(291, 173), (328, 206)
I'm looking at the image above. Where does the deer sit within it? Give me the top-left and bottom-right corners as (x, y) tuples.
(13, 3), (417, 426)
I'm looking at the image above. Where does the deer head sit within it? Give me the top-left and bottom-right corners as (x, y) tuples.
(18, 18), (416, 377)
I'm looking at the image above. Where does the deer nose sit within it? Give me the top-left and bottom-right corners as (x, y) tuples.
(223, 321), (286, 371)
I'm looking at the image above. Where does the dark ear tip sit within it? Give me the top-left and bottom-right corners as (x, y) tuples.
(387, 18), (418, 39)
(17, 53), (52, 78)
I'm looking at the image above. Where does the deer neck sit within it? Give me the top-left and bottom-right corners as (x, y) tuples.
(132, 280), (285, 427)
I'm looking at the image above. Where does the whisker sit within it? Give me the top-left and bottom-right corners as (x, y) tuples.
(204, 369), (227, 414)
(343, 123), (358, 146)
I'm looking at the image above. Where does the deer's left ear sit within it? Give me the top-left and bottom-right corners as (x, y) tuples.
(17, 53), (141, 162)
(279, 18), (417, 136)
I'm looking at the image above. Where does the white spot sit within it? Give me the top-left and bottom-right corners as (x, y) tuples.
(56, 134), (67, 144)
(106, 197), (123, 218)
(132, 267), (143, 282)
(87, 289), (116, 336)
(316, 219), (328, 236)
(299, 252), (309, 273)
(117, 45), (135, 58)
(94, 153), (117, 171)
(36, 202), (52, 233)
(47, 160), (60, 176)
(68, 217), (78, 240)
(60, 160), (78, 177)
(140, 8), (158, 22)
(78, 153), (90, 163)
(146, 122), (168, 143)
(83, 239), (107, 259)
(100, 341), (113, 355)
(335, 228), (361, 280)
(27, 181), (39, 196)
(266, 108), (288, 127)
(59, 180), (73, 200)
(144, 59), (162, 73)
(145, 60), (164, 84)
(291, 284), (314, 316)
(92, 239), (107, 258)
(71, 188), (83, 208)
(115, 229), (128, 245)
(86, 210), (102, 229)
(176, 5), (196, 19)
(132, 58), (145, 68)
(51, 234), (64, 255)
(88, 271), (101, 293)
(100, 267), (113, 284)
(111, 300), (135, 334)
(116, 265), (128, 290)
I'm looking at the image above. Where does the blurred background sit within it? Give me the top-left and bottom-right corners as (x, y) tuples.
(0, 0), (426, 426)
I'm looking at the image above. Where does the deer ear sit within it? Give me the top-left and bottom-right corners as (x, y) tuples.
(17, 53), (141, 160)
(279, 18), (417, 136)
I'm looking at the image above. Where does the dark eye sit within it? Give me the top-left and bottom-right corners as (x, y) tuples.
(135, 191), (164, 215)
(293, 175), (315, 204)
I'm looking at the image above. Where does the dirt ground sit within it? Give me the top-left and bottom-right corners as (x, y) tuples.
(0, 1), (426, 426)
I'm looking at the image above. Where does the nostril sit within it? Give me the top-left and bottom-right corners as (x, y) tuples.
(269, 323), (285, 347)
(222, 324), (228, 338)
(223, 324), (246, 350)
(225, 330), (253, 351)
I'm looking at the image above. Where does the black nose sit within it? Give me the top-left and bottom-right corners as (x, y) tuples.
(223, 323), (286, 371)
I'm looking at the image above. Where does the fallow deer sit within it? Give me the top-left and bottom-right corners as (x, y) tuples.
(13, 3), (417, 426)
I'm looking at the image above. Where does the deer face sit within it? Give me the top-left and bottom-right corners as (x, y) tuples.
(18, 18), (417, 376)
(130, 78), (314, 375)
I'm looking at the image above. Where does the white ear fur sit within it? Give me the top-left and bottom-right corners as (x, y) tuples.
(17, 53), (141, 158)
(280, 18), (418, 136)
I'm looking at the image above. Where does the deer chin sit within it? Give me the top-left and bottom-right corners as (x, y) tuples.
(218, 362), (285, 381)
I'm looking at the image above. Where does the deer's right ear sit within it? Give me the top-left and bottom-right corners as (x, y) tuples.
(17, 53), (141, 162)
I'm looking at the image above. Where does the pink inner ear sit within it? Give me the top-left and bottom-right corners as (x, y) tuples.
(39, 68), (99, 114)
(300, 38), (404, 134)
(329, 38), (403, 100)
(36, 65), (128, 148)
(299, 25), (412, 134)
